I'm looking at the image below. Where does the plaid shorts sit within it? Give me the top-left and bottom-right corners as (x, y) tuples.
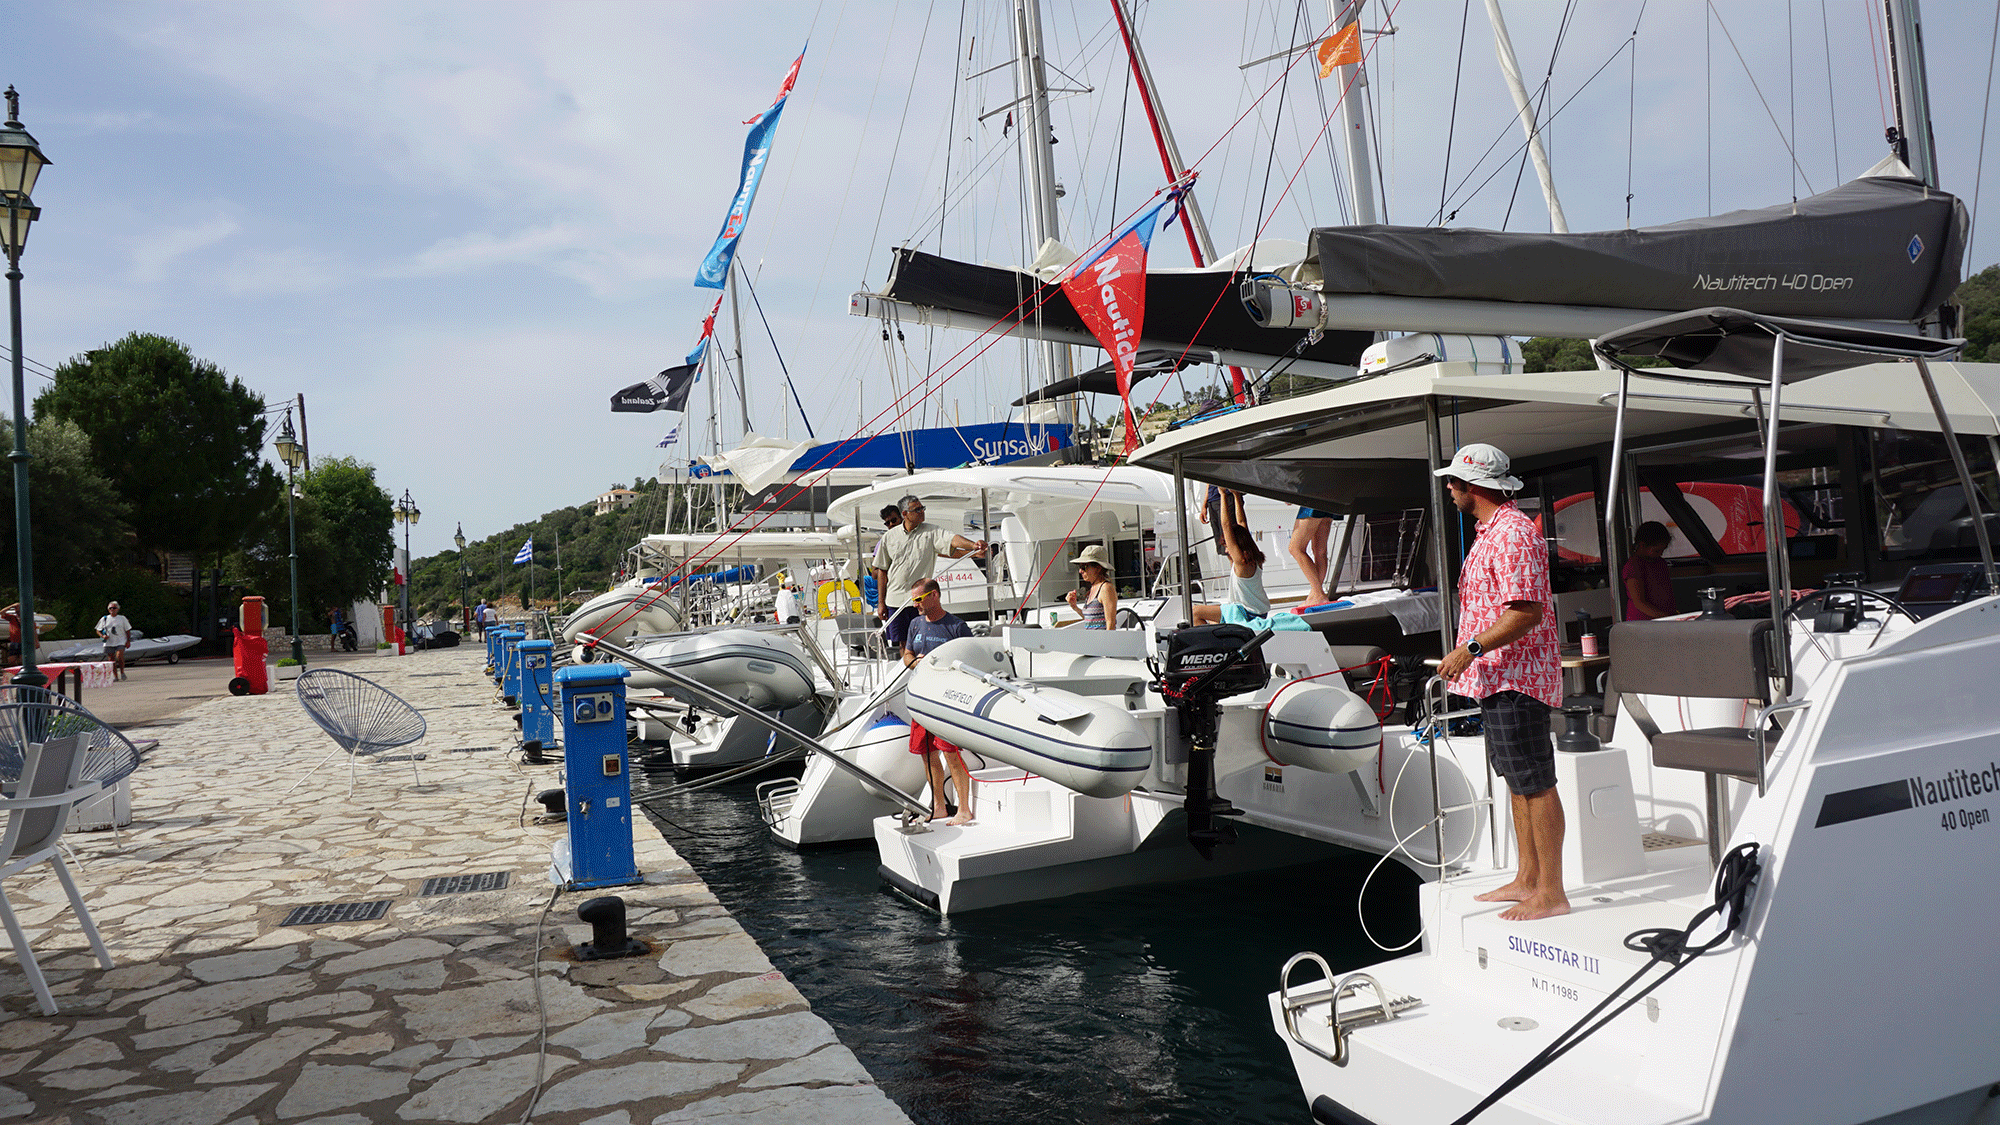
(1481, 690), (1556, 796)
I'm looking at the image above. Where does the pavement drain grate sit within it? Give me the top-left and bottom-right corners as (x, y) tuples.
(419, 871), (511, 896)
(280, 900), (393, 926)
(375, 753), (428, 763)
(447, 746), (506, 754)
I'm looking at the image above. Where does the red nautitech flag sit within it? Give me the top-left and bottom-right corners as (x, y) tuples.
(1058, 178), (1192, 454)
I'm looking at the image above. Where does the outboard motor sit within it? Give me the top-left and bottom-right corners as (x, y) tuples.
(1154, 624), (1276, 859)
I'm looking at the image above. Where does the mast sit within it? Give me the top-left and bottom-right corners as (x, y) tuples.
(1013, 0), (1076, 427)
(1883, 0), (1939, 188)
(729, 261), (751, 438)
(1483, 0), (1569, 232)
(1328, 0), (1379, 226)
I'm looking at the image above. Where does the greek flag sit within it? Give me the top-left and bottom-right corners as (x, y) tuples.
(658, 426), (680, 448)
(513, 538), (534, 565)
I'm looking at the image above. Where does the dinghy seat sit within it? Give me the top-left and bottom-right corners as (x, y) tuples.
(1610, 618), (1789, 865)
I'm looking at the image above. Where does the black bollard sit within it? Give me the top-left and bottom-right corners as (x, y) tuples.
(572, 895), (648, 961)
(536, 788), (567, 820)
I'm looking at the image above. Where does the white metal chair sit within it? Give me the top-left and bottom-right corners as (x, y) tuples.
(291, 668), (428, 797)
(0, 733), (115, 1014)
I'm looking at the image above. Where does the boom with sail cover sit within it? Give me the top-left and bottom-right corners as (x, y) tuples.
(1304, 163), (1966, 325)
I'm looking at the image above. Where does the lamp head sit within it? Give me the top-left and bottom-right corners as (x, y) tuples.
(273, 413), (304, 470)
(0, 87), (50, 200)
(454, 523), (466, 550)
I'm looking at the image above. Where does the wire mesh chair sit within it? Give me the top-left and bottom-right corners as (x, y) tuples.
(0, 723), (117, 1014)
(291, 668), (428, 797)
(0, 689), (146, 790)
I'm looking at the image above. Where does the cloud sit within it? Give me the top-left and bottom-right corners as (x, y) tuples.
(222, 247), (346, 296)
(127, 216), (240, 283)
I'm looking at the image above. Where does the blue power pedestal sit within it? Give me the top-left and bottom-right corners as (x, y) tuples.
(550, 663), (641, 890)
(485, 625), (507, 678)
(517, 639), (556, 750)
(498, 630), (526, 703)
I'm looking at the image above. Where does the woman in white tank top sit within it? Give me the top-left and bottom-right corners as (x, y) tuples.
(1192, 490), (1268, 625)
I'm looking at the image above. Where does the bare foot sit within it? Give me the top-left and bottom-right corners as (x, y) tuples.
(946, 813), (975, 826)
(1474, 881), (1532, 903)
(1499, 894), (1571, 922)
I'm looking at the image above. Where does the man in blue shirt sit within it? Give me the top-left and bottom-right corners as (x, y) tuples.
(901, 579), (976, 825)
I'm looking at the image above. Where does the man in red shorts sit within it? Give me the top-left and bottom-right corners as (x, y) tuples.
(901, 579), (975, 825)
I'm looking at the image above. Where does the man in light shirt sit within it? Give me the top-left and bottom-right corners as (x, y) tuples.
(873, 495), (986, 650)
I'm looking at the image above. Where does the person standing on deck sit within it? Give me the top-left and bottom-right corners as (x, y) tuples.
(875, 495), (986, 651)
(1433, 443), (1568, 922)
(901, 579), (977, 825)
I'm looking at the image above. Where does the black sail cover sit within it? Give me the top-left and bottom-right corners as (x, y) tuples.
(1309, 173), (1966, 323)
(879, 247), (1374, 367)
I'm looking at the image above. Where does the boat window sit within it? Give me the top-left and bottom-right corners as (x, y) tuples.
(1627, 424), (1849, 567)
(1868, 430), (2000, 561)
(1334, 509), (1427, 588)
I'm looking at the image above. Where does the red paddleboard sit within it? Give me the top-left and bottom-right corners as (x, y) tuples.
(1544, 483), (1802, 563)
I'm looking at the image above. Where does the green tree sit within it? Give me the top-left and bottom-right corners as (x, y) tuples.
(1521, 336), (1596, 373)
(0, 417), (134, 594)
(298, 457), (394, 609)
(37, 332), (277, 557)
(1955, 264), (2000, 362)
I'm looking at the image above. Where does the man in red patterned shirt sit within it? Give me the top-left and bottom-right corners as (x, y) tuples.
(1434, 443), (1569, 921)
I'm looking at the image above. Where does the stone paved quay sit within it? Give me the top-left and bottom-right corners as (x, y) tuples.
(0, 646), (911, 1125)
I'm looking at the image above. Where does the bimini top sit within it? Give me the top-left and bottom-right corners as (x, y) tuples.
(1596, 306), (1964, 382)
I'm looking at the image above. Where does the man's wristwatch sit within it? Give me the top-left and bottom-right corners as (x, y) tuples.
(1465, 639), (1484, 657)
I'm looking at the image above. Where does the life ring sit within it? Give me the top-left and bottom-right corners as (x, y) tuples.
(816, 579), (863, 617)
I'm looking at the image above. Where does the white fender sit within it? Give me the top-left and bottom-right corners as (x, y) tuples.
(906, 637), (1151, 799)
(625, 628), (815, 710)
(1262, 680), (1381, 774)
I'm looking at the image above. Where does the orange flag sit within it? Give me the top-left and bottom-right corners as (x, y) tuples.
(1317, 24), (1361, 78)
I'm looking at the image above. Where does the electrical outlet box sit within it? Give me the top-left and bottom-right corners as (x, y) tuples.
(572, 692), (617, 724)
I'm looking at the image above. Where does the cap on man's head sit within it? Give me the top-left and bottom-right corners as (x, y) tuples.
(898, 494), (924, 512)
(1433, 442), (1523, 492)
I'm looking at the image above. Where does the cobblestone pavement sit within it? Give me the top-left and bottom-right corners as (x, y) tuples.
(0, 646), (910, 1125)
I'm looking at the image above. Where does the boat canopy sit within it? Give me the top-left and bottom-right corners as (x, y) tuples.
(1306, 163), (1965, 325)
(1594, 306), (1963, 382)
(1131, 359), (2000, 515)
(825, 465), (1177, 527)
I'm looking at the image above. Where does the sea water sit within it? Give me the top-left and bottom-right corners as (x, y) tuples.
(636, 759), (1422, 1124)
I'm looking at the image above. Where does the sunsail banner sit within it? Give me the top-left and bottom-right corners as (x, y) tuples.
(610, 295), (723, 413)
(1058, 179), (1190, 454)
(695, 48), (805, 290)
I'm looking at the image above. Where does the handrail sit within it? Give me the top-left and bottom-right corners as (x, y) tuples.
(578, 633), (933, 826)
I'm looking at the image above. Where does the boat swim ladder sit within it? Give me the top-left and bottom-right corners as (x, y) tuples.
(579, 633), (935, 830)
(1277, 953), (1422, 1066)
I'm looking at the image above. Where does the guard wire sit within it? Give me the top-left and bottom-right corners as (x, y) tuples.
(1447, 842), (1763, 1125)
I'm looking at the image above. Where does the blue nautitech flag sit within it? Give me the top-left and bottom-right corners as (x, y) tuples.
(513, 538), (534, 565)
(695, 47), (805, 289)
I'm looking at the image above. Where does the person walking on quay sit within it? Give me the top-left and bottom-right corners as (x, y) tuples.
(901, 579), (977, 825)
(96, 601), (133, 681)
(1433, 443), (1568, 922)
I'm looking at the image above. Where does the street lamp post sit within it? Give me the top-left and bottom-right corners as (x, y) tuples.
(274, 412), (306, 666)
(1, 88), (51, 689)
(454, 523), (468, 634)
(391, 490), (419, 653)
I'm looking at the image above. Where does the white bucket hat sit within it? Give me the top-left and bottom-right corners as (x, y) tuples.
(1433, 442), (1523, 491)
(1071, 544), (1113, 570)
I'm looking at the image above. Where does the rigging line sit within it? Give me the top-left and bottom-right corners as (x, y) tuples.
(938, 0), (968, 257)
(1788, 0), (1796, 202)
(1819, 0), (1841, 182)
(1438, 0), (1474, 225)
(865, 0), (938, 286)
(1707, 5), (1713, 214)
(1970, 0), (2000, 266)
(1182, 8), (1337, 176)
(1865, 3), (1890, 133)
(1303, 4), (1353, 226)
(1626, 1), (1649, 228)
(736, 268), (816, 439)
(1705, 0), (1815, 197)
(1433, 32), (1640, 227)
(1251, 3), (1296, 259)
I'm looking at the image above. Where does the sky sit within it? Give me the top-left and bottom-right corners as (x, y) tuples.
(8, 1), (1998, 561)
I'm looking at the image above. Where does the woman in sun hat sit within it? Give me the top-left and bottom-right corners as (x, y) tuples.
(1066, 544), (1119, 629)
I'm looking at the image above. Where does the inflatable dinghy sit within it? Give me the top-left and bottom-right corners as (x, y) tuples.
(625, 628), (815, 711)
(906, 637), (1151, 799)
(563, 582), (686, 649)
